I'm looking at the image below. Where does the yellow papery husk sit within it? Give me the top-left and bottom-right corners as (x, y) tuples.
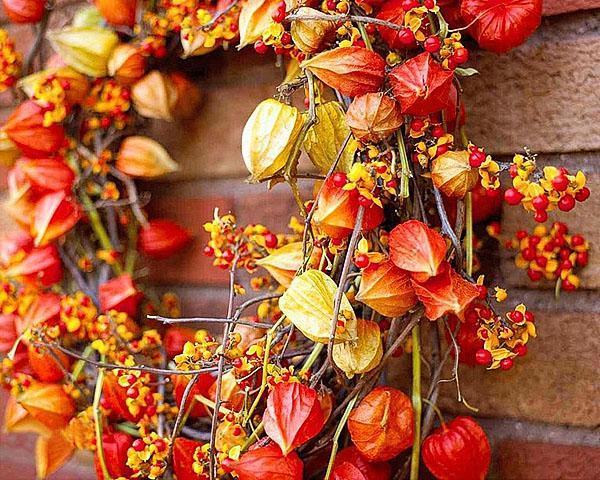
(256, 242), (321, 288)
(131, 71), (178, 121)
(116, 135), (179, 178)
(431, 150), (479, 198)
(278, 269), (357, 344)
(303, 101), (356, 174)
(238, 0), (282, 49)
(35, 430), (75, 479)
(333, 319), (383, 378)
(18, 67), (89, 104)
(290, 7), (335, 54)
(241, 98), (303, 181)
(47, 26), (118, 77)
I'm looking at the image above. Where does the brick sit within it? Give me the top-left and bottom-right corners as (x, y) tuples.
(497, 441), (600, 480)
(500, 152), (600, 290)
(543, 0), (600, 16)
(462, 11), (600, 155)
(145, 195), (233, 286)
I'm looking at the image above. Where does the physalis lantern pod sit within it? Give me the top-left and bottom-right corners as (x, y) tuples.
(333, 319), (383, 378)
(116, 135), (179, 178)
(348, 386), (414, 462)
(411, 261), (479, 321)
(290, 7), (336, 54)
(301, 47), (386, 98)
(461, 0), (542, 54)
(431, 150), (480, 198)
(37, 429), (75, 479)
(222, 443), (304, 480)
(172, 437), (203, 480)
(332, 446), (392, 480)
(17, 381), (76, 429)
(242, 98), (303, 182)
(422, 416), (491, 480)
(238, 0), (283, 49)
(389, 52), (454, 116)
(389, 220), (447, 282)
(263, 382), (325, 454)
(256, 241), (321, 288)
(279, 269), (358, 344)
(32, 190), (81, 246)
(356, 260), (417, 318)
(345, 93), (404, 144)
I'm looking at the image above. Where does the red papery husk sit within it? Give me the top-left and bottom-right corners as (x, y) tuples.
(0, 313), (19, 354)
(389, 220), (447, 282)
(15, 292), (61, 335)
(94, 0), (137, 27)
(94, 430), (135, 480)
(1, 0), (44, 23)
(5, 244), (62, 287)
(422, 416), (491, 480)
(138, 219), (192, 259)
(302, 47), (386, 98)
(331, 445), (391, 480)
(262, 381), (325, 455)
(443, 183), (503, 226)
(17, 381), (76, 429)
(411, 261), (479, 321)
(3, 100), (66, 157)
(173, 437), (204, 480)
(389, 52), (454, 116)
(101, 371), (142, 422)
(15, 157), (75, 195)
(446, 314), (485, 366)
(171, 372), (215, 418)
(312, 176), (384, 239)
(221, 443), (304, 480)
(99, 274), (142, 317)
(461, 0), (542, 53)
(376, 0), (415, 50)
(348, 386), (414, 462)
(32, 190), (81, 246)
(27, 345), (71, 382)
(163, 326), (196, 358)
(0, 231), (33, 266)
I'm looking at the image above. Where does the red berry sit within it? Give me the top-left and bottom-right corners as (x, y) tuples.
(402, 0), (419, 11)
(281, 32), (292, 45)
(424, 36), (441, 53)
(533, 209), (548, 223)
(510, 311), (524, 323)
(397, 28), (415, 47)
(516, 230), (528, 240)
(532, 195), (549, 210)
(575, 187), (590, 202)
(527, 269), (542, 281)
(132, 439), (145, 452)
(146, 405), (157, 416)
(576, 251), (588, 267)
(509, 163), (518, 178)
(126, 387), (138, 399)
(263, 232), (278, 249)
(504, 188), (523, 206)
(271, 3), (286, 22)
(479, 307), (492, 320)
(476, 284), (487, 299)
(154, 439), (166, 452)
(553, 222), (568, 235)
(514, 344), (528, 357)
(203, 245), (214, 256)
(222, 250), (234, 262)
(100, 117), (111, 129)
(560, 259), (572, 271)
(358, 195), (373, 207)
(521, 247), (536, 261)
(410, 119), (425, 131)
(500, 358), (514, 371)
(525, 311), (535, 323)
(326, 0), (336, 9)
(452, 47), (469, 65)
(332, 172), (347, 187)
(423, 0), (435, 8)
(475, 349), (492, 366)
(354, 253), (370, 269)
(535, 256), (547, 268)
(552, 175), (569, 192)
(571, 234), (585, 247)
(558, 194), (575, 212)
(254, 40), (269, 54)
(431, 125), (445, 138)
(562, 279), (576, 291)
(469, 150), (486, 168)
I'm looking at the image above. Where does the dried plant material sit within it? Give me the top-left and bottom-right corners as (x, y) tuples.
(346, 93), (403, 144)
(290, 7), (335, 54)
(333, 319), (383, 378)
(116, 135), (178, 178)
(432, 150), (479, 198)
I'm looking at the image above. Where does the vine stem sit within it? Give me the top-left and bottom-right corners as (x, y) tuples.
(286, 12), (410, 32)
(465, 192), (474, 276)
(410, 324), (422, 480)
(93, 358), (111, 480)
(324, 395), (359, 480)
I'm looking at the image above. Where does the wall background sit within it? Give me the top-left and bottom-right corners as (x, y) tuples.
(1, 1), (599, 478)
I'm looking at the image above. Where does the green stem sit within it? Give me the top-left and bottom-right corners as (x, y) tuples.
(93, 359), (111, 480)
(324, 394), (359, 480)
(410, 324), (422, 480)
(357, 22), (373, 50)
(124, 217), (138, 274)
(465, 192), (473, 276)
(397, 131), (411, 199)
(299, 343), (324, 375)
(71, 344), (93, 381)
(115, 422), (142, 437)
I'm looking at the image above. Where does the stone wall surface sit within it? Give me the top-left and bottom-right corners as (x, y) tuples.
(1, 1), (600, 478)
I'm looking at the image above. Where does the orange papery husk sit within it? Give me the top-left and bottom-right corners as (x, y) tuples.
(138, 219), (192, 259)
(131, 71), (178, 121)
(169, 71), (203, 121)
(116, 135), (178, 178)
(163, 326), (196, 358)
(19, 67), (90, 105)
(17, 381), (76, 429)
(376, 0), (411, 50)
(98, 274), (142, 317)
(1, 0), (44, 23)
(17, 292), (61, 335)
(101, 371), (141, 422)
(263, 382), (325, 455)
(35, 429), (75, 479)
(5, 244), (62, 287)
(0, 313), (19, 354)
(345, 93), (403, 144)
(389, 52), (454, 116)
(411, 261), (479, 321)
(209, 370), (245, 411)
(5, 168), (37, 228)
(28, 344), (72, 383)
(312, 176), (384, 239)
(0, 230), (33, 266)
(4, 395), (52, 436)
(332, 445), (392, 480)
(173, 437), (204, 480)
(94, 0), (136, 27)
(389, 220), (447, 282)
(94, 430), (134, 480)
(356, 260), (417, 317)
(15, 157), (75, 194)
(171, 372), (215, 418)
(32, 190), (81, 246)
(301, 47), (386, 98)
(108, 44), (146, 85)
(222, 443), (304, 480)
(3, 100), (66, 158)
(348, 386), (414, 462)
(431, 150), (479, 198)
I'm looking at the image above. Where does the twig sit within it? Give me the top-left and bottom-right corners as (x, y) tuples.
(324, 395), (359, 480)
(286, 11), (410, 32)
(22, 6), (51, 76)
(149, 315), (273, 329)
(57, 245), (99, 304)
(433, 186), (463, 266)
(93, 356), (111, 480)
(201, 0), (239, 31)
(410, 324), (422, 480)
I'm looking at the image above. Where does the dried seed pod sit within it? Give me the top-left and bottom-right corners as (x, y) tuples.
(290, 7), (335, 54)
(346, 93), (403, 143)
(431, 150), (479, 198)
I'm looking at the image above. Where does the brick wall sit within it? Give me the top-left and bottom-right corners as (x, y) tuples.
(1, 2), (600, 478)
